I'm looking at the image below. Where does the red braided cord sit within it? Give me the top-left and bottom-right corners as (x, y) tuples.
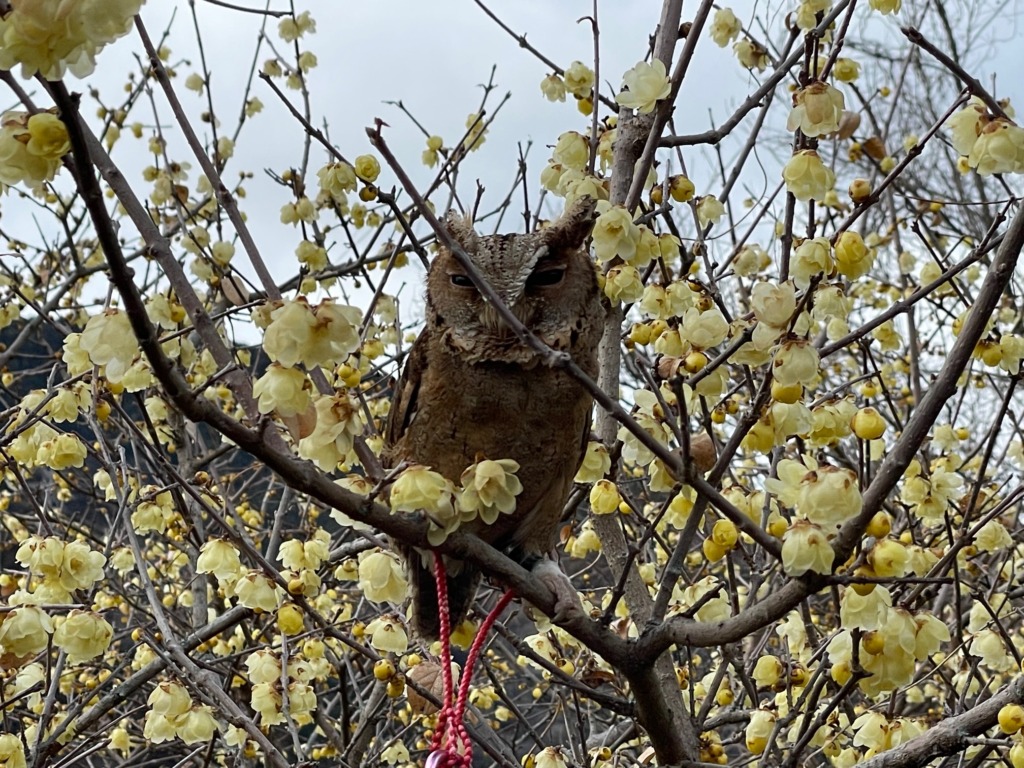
(428, 555), (514, 767)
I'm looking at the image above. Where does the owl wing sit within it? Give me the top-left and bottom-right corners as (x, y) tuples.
(382, 329), (428, 467)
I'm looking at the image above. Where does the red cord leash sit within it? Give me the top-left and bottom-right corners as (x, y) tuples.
(427, 555), (515, 768)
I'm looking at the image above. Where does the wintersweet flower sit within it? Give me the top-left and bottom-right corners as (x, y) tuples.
(365, 615), (408, 654)
(0, 734), (25, 768)
(616, 60), (671, 114)
(791, 237), (833, 289)
(746, 709), (776, 754)
(834, 230), (876, 279)
(967, 118), (1024, 175)
(317, 161), (357, 203)
(58, 540), (106, 592)
(297, 392), (364, 471)
(782, 150), (835, 201)
(196, 539), (243, 582)
(750, 281), (796, 328)
(536, 747), (569, 768)
(833, 58), (861, 82)
(357, 550), (407, 604)
(710, 8), (742, 47)
(53, 610), (112, 663)
(869, 0), (902, 13)
(457, 459), (523, 523)
(389, 466), (457, 542)
(603, 265), (644, 304)
(590, 479), (622, 515)
(947, 103), (988, 155)
(278, 528), (330, 570)
(552, 131), (589, 171)
(787, 82), (845, 137)
(233, 570), (281, 612)
(696, 195), (725, 227)
(591, 206), (640, 262)
(781, 520), (834, 575)
(250, 683), (284, 725)
(563, 61), (595, 98)
(751, 654), (783, 687)
(734, 39), (768, 71)
(574, 442), (611, 483)
(177, 706), (219, 744)
(772, 339), (820, 388)
(79, 310), (141, 383)
(253, 363), (311, 417)
(798, 465), (862, 528)
(0, 605), (53, 657)
(540, 74), (567, 102)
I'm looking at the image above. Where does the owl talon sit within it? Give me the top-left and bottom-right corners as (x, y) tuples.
(531, 559), (582, 624)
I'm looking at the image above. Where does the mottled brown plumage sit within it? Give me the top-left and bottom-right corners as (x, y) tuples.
(383, 196), (604, 639)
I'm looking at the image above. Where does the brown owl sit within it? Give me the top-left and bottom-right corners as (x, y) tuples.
(383, 195), (604, 639)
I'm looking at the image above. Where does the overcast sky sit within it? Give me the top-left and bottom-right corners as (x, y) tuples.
(14, 1), (1024, 306)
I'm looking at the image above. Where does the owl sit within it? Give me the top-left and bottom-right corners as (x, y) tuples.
(383, 195), (605, 639)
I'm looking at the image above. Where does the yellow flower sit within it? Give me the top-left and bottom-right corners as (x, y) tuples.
(589, 479), (622, 515)
(967, 118), (1024, 175)
(787, 82), (845, 137)
(603, 265), (644, 304)
(591, 206), (640, 262)
(53, 610), (112, 663)
(298, 392), (364, 471)
(353, 154), (380, 183)
(772, 339), (820, 388)
(616, 60), (671, 114)
(278, 10), (315, 42)
(563, 61), (595, 98)
(869, 0), (902, 13)
(0, 606), (52, 658)
(0, 734), (26, 768)
(781, 520), (834, 575)
(365, 615), (408, 654)
(551, 131), (589, 171)
(245, 649), (281, 684)
(59, 540), (106, 592)
(79, 310), (141, 383)
(833, 58), (861, 82)
(745, 709), (776, 754)
(696, 195), (725, 227)
(834, 230), (876, 279)
(733, 38), (768, 71)
(196, 539), (243, 582)
(791, 237), (833, 289)
(798, 465), (862, 528)
(750, 281), (796, 328)
(536, 746), (569, 768)
(574, 442), (611, 483)
(316, 161), (357, 202)
(680, 307), (729, 350)
(782, 149), (835, 201)
(709, 7), (742, 47)
(233, 570), (281, 612)
(16, 536), (65, 580)
(253, 364), (311, 417)
(278, 528), (330, 570)
(568, 522), (602, 558)
(389, 466), (457, 540)
(25, 113), (70, 159)
(867, 538), (909, 578)
(851, 407), (887, 440)
(540, 74), (567, 102)
(751, 654), (783, 687)
(356, 552), (407, 606)
(279, 197), (316, 224)
(177, 706), (219, 744)
(947, 103), (988, 155)
(250, 682), (284, 725)
(457, 459), (523, 523)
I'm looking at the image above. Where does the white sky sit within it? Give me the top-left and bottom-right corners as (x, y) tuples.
(6, 1), (1024, 309)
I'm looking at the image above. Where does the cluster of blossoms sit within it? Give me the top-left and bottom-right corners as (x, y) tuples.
(388, 459), (523, 545)
(0, 537), (111, 665)
(0, 0), (145, 80)
(947, 99), (1024, 175)
(0, 111), (70, 188)
(143, 681), (219, 744)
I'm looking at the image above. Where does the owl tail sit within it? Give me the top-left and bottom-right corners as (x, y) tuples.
(409, 556), (481, 641)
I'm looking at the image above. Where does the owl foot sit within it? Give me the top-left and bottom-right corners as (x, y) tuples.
(531, 559), (583, 624)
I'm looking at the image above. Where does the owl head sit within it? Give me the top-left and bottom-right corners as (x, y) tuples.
(426, 196), (603, 363)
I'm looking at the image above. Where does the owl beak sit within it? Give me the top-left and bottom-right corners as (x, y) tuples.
(480, 295), (527, 337)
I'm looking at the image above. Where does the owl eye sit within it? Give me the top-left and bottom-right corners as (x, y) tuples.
(449, 274), (474, 287)
(527, 267), (566, 288)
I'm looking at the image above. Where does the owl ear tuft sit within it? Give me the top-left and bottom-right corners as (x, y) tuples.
(544, 194), (599, 252)
(444, 210), (480, 254)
